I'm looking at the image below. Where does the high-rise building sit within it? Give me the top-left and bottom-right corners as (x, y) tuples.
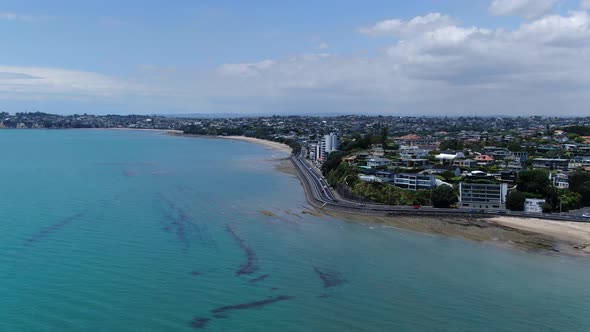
(309, 143), (322, 161)
(321, 132), (340, 159)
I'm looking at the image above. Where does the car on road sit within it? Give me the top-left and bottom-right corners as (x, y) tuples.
(413, 204), (421, 209)
(583, 212), (590, 218)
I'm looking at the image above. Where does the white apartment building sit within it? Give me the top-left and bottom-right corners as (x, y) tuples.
(459, 182), (509, 209)
(524, 198), (545, 213)
(321, 132), (340, 159)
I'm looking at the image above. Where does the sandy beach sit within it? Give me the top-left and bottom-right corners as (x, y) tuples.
(490, 216), (590, 251)
(221, 135), (293, 154)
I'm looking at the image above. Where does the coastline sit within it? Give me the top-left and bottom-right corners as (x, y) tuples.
(287, 157), (590, 256)
(169, 132), (293, 154)
(169, 130), (590, 256)
(490, 216), (590, 252)
(220, 135), (292, 154)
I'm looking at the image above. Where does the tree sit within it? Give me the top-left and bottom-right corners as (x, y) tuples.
(431, 185), (457, 208)
(439, 139), (463, 151)
(440, 171), (455, 181)
(380, 127), (389, 148)
(321, 151), (345, 176)
(558, 191), (582, 212)
(516, 169), (551, 196)
(569, 172), (590, 207)
(506, 191), (526, 211)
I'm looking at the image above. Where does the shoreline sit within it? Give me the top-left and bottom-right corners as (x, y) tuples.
(287, 157), (590, 256)
(104, 129), (590, 257)
(169, 132), (293, 154)
(221, 135), (292, 154)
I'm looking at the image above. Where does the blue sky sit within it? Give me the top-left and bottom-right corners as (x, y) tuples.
(1, 0), (590, 115)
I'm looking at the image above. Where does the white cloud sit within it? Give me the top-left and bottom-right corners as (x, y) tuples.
(0, 11), (36, 22)
(0, 66), (150, 99)
(183, 11), (590, 116)
(218, 60), (276, 77)
(360, 13), (456, 38)
(3, 10), (590, 116)
(489, 0), (557, 19)
(581, 0), (590, 10)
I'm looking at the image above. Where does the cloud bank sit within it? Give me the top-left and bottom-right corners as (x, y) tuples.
(2, 4), (590, 116)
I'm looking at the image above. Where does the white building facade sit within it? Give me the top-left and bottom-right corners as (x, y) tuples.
(524, 198), (546, 213)
(321, 132), (340, 159)
(459, 183), (509, 209)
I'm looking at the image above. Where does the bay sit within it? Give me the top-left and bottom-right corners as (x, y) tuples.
(0, 129), (589, 331)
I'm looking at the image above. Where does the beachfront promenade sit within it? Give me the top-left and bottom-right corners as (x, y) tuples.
(290, 155), (588, 222)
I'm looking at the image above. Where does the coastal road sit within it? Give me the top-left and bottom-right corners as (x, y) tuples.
(290, 155), (587, 222)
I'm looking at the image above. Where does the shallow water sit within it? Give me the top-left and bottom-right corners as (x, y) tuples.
(0, 129), (589, 331)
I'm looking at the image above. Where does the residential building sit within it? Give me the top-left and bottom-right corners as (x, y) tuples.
(321, 132), (340, 159)
(309, 143), (321, 161)
(474, 154), (495, 166)
(510, 151), (528, 161)
(367, 157), (392, 168)
(395, 134), (438, 146)
(453, 159), (479, 168)
(400, 158), (429, 169)
(459, 182), (509, 209)
(499, 171), (517, 184)
(532, 158), (569, 170)
(399, 145), (430, 159)
(549, 172), (570, 189)
(524, 198), (546, 213)
(393, 173), (436, 191)
(435, 152), (465, 163)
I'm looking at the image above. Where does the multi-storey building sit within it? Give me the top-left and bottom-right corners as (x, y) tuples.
(321, 132), (340, 159)
(459, 182), (508, 209)
(393, 174), (436, 191)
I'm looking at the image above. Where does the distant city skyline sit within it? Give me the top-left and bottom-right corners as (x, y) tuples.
(1, 0), (590, 116)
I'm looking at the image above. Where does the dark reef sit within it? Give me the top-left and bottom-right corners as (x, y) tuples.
(24, 212), (86, 245)
(249, 274), (269, 283)
(225, 224), (259, 275)
(313, 266), (347, 288)
(211, 295), (293, 315)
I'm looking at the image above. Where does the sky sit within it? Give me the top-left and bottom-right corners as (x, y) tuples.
(1, 0), (590, 116)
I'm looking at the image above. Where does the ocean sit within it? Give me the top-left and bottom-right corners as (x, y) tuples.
(0, 129), (589, 331)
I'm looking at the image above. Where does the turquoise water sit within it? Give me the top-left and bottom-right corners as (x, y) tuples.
(1, 129), (589, 331)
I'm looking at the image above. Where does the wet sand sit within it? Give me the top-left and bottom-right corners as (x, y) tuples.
(490, 217), (590, 253)
(323, 210), (569, 254)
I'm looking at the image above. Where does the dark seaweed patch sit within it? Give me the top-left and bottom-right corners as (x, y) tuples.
(249, 274), (269, 283)
(190, 317), (210, 329)
(24, 212), (85, 245)
(313, 266), (346, 288)
(211, 295), (292, 315)
(271, 287), (278, 291)
(225, 224), (258, 275)
(190, 270), (201, 276)
(155, 193), (215, 251)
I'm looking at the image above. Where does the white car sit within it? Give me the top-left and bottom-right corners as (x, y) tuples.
(582, 212), (590, 218)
